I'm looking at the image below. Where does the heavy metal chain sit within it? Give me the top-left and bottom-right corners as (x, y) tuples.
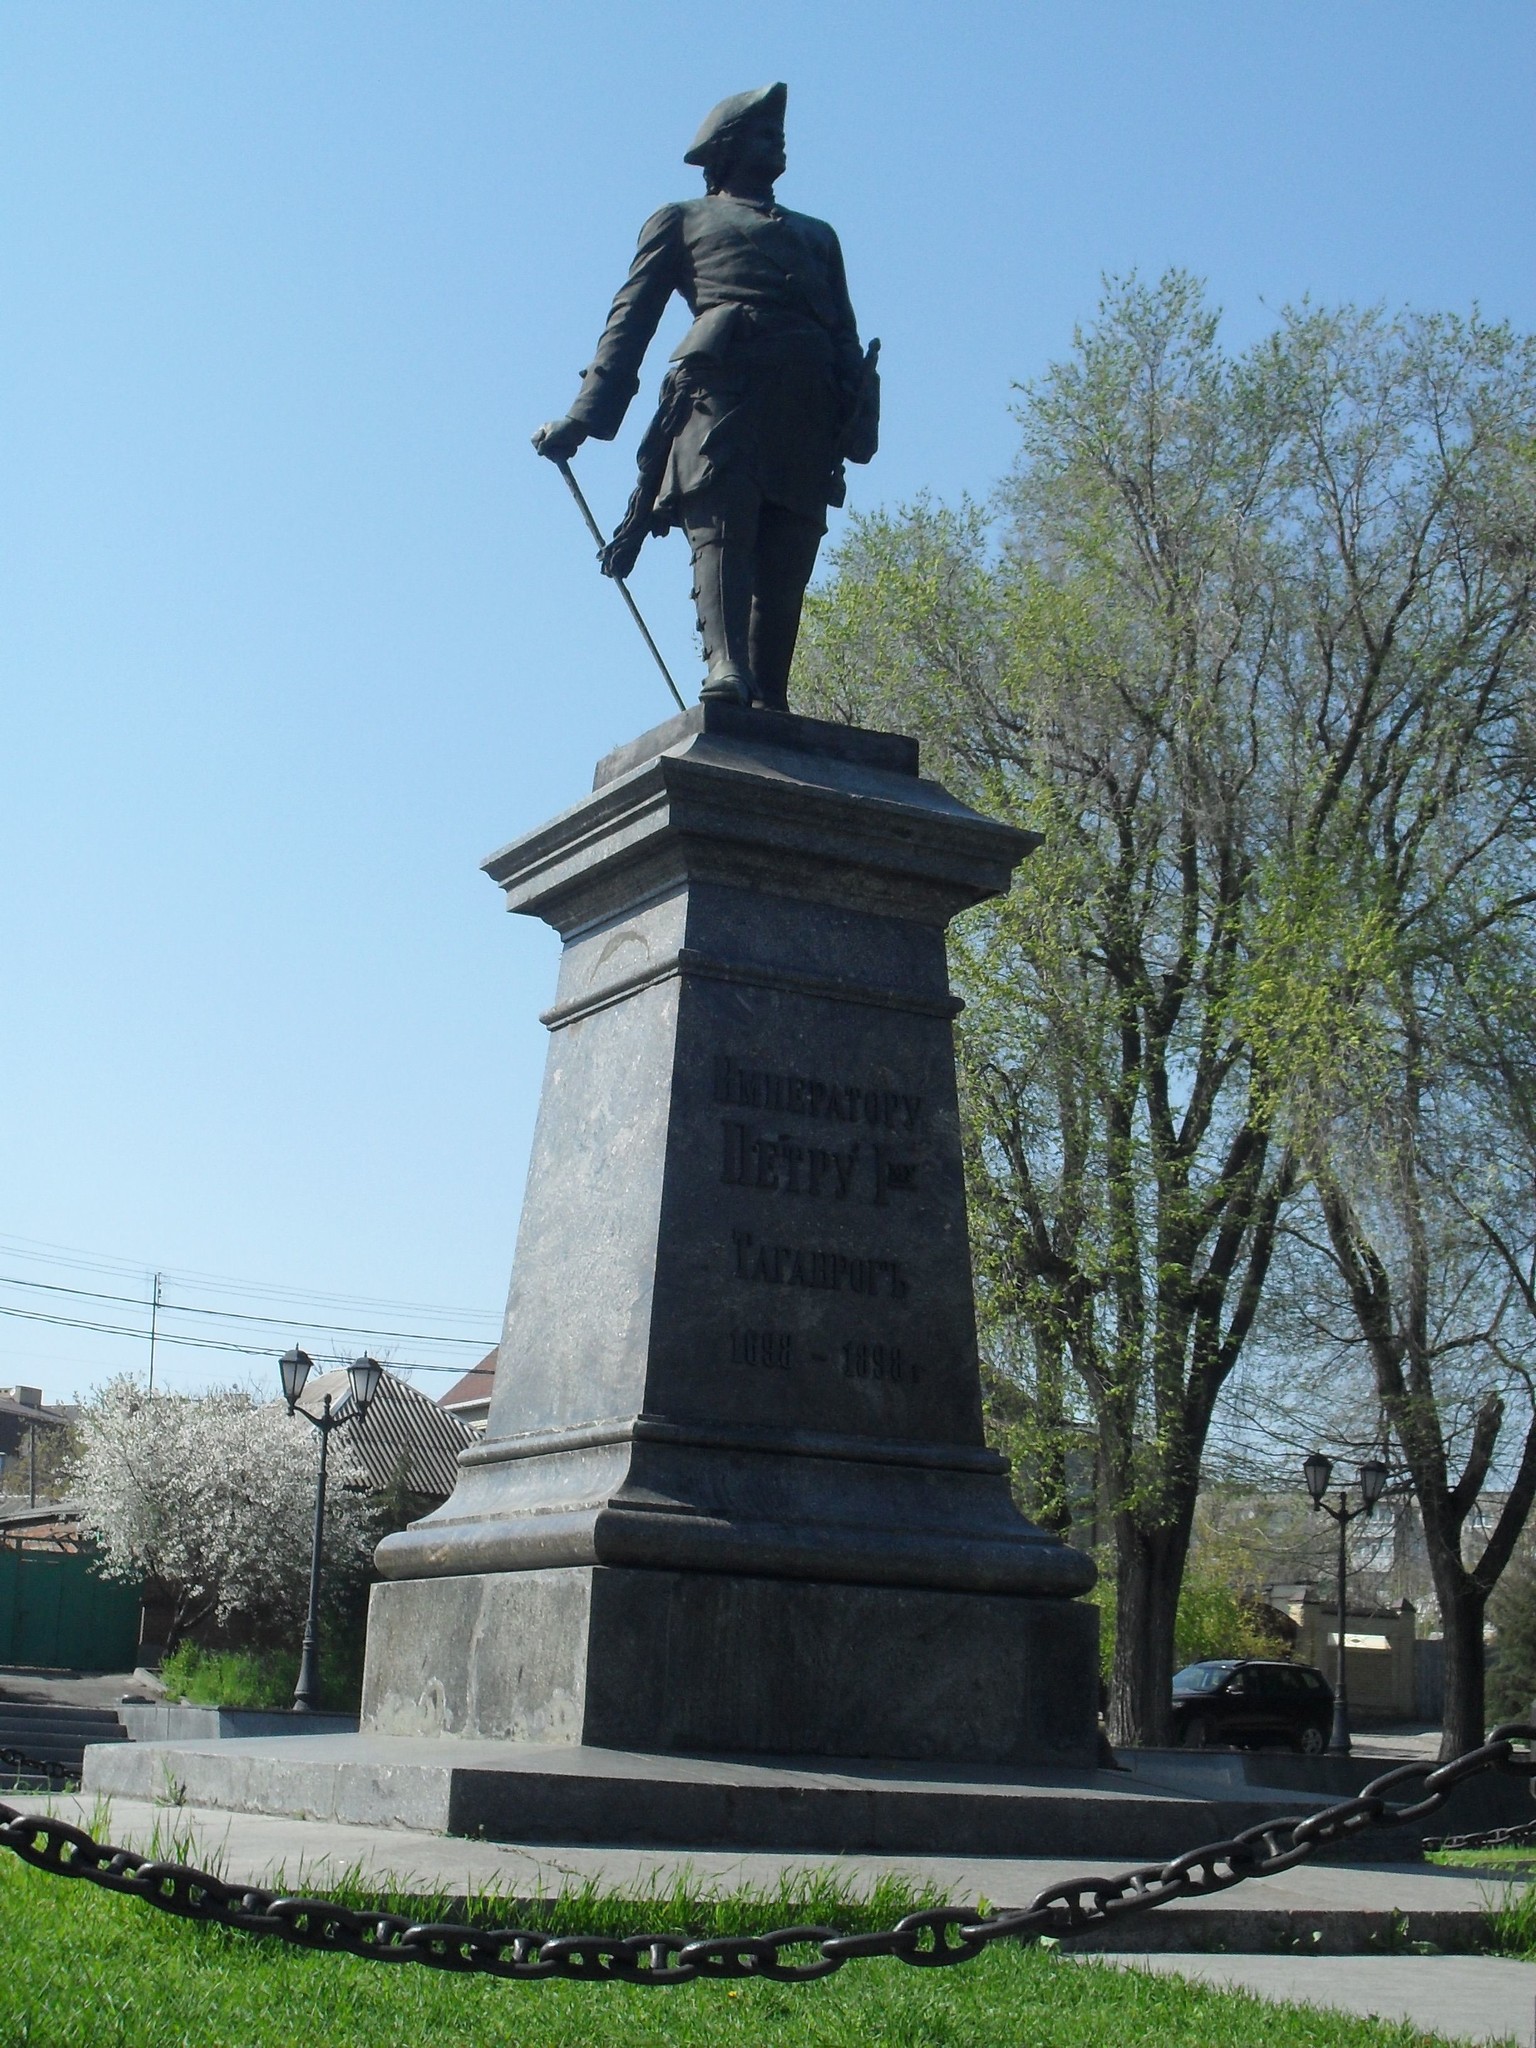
(1423, 1816), (1536, 1853)
(0, 1748), (75, 1787)
(1, 1725), (1531, 1986)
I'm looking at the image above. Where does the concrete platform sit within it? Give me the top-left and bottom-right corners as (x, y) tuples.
(85, 1731), (1408, 1861)
(32, 1793), (1521, 1958)
(1116, 1745), (1535, 1838)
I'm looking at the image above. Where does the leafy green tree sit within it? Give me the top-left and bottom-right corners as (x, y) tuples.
(1090, 1543), (1291, 1685)
(795, 274), (1536, 1747)
(1256, 308), (1536, 1753)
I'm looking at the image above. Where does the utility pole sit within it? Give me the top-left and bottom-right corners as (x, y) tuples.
(147, 1271), (162, 1394)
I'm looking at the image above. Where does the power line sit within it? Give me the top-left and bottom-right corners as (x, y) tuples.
(0, 1272), (495, 1349)
(0, 1301), (473, 1374)
(0, 1230), (497, 1326)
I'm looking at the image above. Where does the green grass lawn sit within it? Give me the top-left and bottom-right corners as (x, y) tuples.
(1431, 1848), (1536, 1872)
(0, 1852), (1496, 2048)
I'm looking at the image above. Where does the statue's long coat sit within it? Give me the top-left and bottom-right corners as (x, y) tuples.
(565, 194), (866, 531)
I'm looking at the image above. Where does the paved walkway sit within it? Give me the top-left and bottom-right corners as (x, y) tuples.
(1078, 1954), (1536, 2047)
(1353, 1724), (1449, 1760)
(0, 1666), (159, 1709)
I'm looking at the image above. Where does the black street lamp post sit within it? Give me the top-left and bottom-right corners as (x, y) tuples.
(280, 1348), (383, 1713)
(1303, 1450), (1390, 1756)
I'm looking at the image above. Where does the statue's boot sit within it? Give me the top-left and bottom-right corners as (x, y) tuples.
(688, 527), (755, 705)
(747, 505), (824, 712)
(700, 661), (754, 703)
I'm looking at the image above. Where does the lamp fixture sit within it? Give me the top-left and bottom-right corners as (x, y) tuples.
(347, 1354), (384, 1420)
(1302, 1450), (1334, 1506)
(1358, 1457), (1389, 1513)
(279, 1347), (314, 1413)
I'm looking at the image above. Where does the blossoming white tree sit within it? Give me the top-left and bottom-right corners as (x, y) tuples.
(74, 1377), (377, 1651)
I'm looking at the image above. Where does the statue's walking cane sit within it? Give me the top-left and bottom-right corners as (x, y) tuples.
(553, 458), (686, 714)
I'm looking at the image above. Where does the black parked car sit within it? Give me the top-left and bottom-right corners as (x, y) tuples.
(1171, 1658), (1333, 1752)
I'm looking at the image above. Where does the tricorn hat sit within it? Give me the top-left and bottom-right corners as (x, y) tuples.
(683, 83), (787, 165)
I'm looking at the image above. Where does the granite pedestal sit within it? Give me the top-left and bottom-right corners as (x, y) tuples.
(363, 702), (1099, 1772)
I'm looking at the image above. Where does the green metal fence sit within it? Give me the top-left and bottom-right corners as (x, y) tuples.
(0, 1546), (141, 1670)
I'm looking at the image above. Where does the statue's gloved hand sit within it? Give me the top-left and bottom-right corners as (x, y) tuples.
(599, 529), (644, 582)
(532, 417), (589, 462)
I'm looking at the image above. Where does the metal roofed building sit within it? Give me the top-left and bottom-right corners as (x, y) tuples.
(285, 1367), (472, 1513)
(438, 1349), (497, 1438)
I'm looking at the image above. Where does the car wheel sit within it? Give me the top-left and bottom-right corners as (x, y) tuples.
(1297, 1724), (1326, 1756)
(1181, 1714), (1214, 1749)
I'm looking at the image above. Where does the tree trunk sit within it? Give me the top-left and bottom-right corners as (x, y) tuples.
(1437, 1574), (1488, 1758)
(1108, 1515), (1186, 1746)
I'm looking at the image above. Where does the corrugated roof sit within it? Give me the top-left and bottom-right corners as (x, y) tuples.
(287, 1369), (470, 1501)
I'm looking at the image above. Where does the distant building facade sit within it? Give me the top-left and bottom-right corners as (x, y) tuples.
(438, 1349), (496, 1439)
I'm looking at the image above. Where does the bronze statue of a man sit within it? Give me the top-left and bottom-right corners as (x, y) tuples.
(535, 84), (878, 712)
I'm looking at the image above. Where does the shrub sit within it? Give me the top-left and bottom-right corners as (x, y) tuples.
(159, 1640), (363, 1715)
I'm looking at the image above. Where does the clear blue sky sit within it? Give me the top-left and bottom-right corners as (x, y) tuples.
(3, 3), (1532, 1401)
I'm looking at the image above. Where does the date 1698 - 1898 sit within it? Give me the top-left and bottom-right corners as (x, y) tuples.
(729, 1330), (917, 1383)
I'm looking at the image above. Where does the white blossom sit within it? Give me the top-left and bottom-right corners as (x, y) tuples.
(73, 1377), (377, 1646)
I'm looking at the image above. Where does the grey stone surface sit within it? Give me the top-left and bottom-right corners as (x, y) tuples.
(378, 703), (1074, 1598)
(83, 1733), (1365, 1861)
(92, 1728), (1516, 1866)
(118, 1703), (358, 1742)
(366, 704), (1097, 1766)
(1119, 1744), (1535, 1834)
(592, 702), (918, 787)
(362, 1565), (1099, 1765)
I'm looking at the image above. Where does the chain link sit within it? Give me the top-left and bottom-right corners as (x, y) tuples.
(0, 1746), (76, 1786)
(1, 1722), (1531, 1986)
(1424, 1817), (1536, 1853)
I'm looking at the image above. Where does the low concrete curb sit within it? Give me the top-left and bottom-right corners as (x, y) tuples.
(118, 1705), (357, 1741)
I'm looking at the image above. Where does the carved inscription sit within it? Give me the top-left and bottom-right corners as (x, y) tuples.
(714, 1055), (923, 1133)
(728, 1328), (921, 1384)
(718, 1054), (921, 1324)
(730, 1328), (797, 1369)
(731, 1229), (909, 1298)
(841, 1340), (916, 1383)
(719, 1124), (917, 1204)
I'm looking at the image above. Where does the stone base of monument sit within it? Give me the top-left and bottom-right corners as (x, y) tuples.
(85, 1733), (1420, 1860)
(359, 702), (1106, 1784)
(124, 705), (1139, 1853)
(360, 1565), (1099, 1767)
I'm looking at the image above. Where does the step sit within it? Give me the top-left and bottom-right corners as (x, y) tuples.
(83, 1733), (1411, 1862)
(0, 1705), (127, 1731)
(1, 1703), (127, 1776)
